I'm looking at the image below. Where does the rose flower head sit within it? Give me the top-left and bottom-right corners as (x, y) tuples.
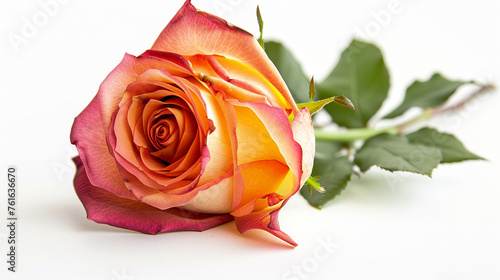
(70, 0), (314, 246)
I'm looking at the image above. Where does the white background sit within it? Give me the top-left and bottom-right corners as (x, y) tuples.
(1, 0), (499, 279)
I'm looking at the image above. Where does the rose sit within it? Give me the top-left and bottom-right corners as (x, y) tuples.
(70, 0), (314, 246)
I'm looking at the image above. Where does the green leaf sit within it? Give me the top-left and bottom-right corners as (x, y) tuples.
(300, 141), (354, 209)
(384, 73), (470, 119)
(297, 95), (354, 116)
(256, 6), (265, 50)
(407, 127), (484, 163)
(354, 133), (442, 176)
(264, 41), (310, 103)
(318, 39), (390, 128)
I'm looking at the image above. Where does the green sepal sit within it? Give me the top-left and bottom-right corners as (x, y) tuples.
(256, 6), (264, 50)
(309, 76), (316, 101)
(297, 95), (354, 116)
(305, 176), (325, 196)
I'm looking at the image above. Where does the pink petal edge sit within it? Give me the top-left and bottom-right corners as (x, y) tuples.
(70, 95), (136, 200)
(73, 156), (233, 234)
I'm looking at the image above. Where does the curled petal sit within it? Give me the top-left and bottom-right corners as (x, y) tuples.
(200, 74), (270, 105)
(73, 156), (233, 233)
(234, 202), (297, 247)
(206, 56), (289, 109)
(140, 50), (193, 74)
(291, 108), (315, 185)
(230, 160), (297, 246)
(151, 0), (299, 113)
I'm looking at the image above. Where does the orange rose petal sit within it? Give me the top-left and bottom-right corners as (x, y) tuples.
(114, 157), (201, 209)
(172, 111), (198, 162)
(139, 147), (171, 171)
(111, 69), (210, 190)
(134, 72), (210, 137)
(162, 96), (192, 110)
(132, 117), (148, 149)
(124, 84), (178, 103)
(176, 77), (212, 130)
(127, 71), (188, 100)
(70, 97), (137, 200)
(145, 110), (180, 152)
(127, 96), (145, 135)
(129, 97), (149, 149)
(140, 146), (211, 209)
(158, 117), (180, 147)
(110, 131), (164, 191)
(168, 134), (203, 173)
(151, 0), (298, 113)
(140, 153), (201, 190)
(206, 55), (230, 81)
(229, 100), (303, 181)
(149, 138), (179, 165)
(142, 99), (168, 122)
(231, 105), (286, 166)
(186, 55), (219, 79)
(123, 84), (166, 105)
(137, 128), (205, 189)
(230, 160), (289, 217)
(110, 109), (194, 193)
(113, 100), (141, 168)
